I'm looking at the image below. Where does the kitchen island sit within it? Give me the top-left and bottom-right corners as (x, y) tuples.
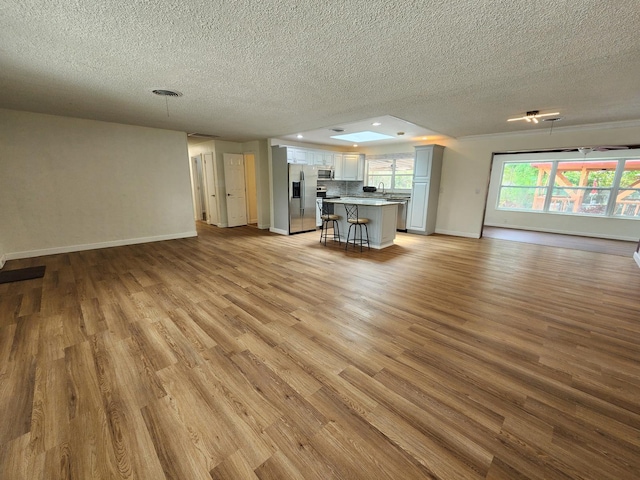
(323, 197), (401, 249)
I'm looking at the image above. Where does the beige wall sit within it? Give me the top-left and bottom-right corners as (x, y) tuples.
(0, 109), (196, 259)
(360, 121), (640, 239)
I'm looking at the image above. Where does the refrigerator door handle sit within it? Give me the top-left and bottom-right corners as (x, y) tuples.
(300, 170), (305, 210)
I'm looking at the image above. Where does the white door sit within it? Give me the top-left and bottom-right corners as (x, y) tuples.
(223, 153), (248, 227)
(203, 152), (219, 226)
(191, 155), (207, 221)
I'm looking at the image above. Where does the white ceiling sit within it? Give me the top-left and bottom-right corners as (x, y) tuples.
(2, 1), (640, 144)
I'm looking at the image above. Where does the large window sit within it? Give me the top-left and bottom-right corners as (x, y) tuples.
(496, 155), (640, 219)
(366, 154), (414, 192)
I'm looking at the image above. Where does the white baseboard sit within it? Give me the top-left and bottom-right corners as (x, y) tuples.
(269, 227), (289, 235)
(257, 223), (271, 230)
(0, 254), (6, 269)
(634, 251), (640, 268)
(5, 231), (198, 261)
(434, 228), (481, 239)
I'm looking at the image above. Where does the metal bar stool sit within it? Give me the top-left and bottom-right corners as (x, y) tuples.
(344, 204), (370, 251)
(318, 201), (341, 246)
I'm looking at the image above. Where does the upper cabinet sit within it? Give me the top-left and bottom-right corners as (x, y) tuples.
(336, 153), (364, 181)
(407, 145), (444, 235)
(283, 146), (363, 180)
(286, 148), (308, 164)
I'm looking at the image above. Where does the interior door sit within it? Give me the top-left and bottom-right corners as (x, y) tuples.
(191, 155), (207, 221)
(223, 153), (248, 227)
(203, 152), (218, 226)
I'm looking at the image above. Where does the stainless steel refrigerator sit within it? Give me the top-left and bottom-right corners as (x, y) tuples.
(289, 164), (318, 234)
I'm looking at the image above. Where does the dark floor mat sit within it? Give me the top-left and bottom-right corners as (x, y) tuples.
(0, 266), (46, 284)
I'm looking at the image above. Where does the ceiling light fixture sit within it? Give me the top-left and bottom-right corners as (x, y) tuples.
(296, 134), (303, 139)
(372, 122), (381, 126)
(508, 110), (560, 123)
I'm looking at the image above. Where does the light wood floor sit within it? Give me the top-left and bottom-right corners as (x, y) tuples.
(483, 226), (638, 257)
(1, 223), (639, 479)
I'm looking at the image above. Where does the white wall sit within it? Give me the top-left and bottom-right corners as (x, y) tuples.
(0, 109), (196, 259)
(360, 121), (640, 239)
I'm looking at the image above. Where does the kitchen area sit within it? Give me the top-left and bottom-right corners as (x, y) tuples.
(271, 143), (443, 248)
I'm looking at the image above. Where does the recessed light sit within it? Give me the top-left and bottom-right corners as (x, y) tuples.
(353, 144), (358, 147)
(372, 122), (381, 126)
(296, 134), (303, 139)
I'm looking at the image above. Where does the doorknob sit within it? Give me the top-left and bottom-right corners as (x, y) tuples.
(227, 193), (231, 196)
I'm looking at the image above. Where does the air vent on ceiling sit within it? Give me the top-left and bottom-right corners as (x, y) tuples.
(152, 89), (183, 97)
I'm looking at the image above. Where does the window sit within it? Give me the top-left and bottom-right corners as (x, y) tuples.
(615, 161), (640, 217)
(498, 162), (550, 211)
(496, 154), (640, 219)
(366, 154), (414, 192)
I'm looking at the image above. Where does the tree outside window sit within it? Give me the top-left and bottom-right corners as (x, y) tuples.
(366, 155), (414, 192)
(496, 156), (640, 219)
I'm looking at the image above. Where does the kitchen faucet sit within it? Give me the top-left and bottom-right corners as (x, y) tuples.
(378, 182), (385, 195)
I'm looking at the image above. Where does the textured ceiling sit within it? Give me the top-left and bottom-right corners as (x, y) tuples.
(2, 0), (640, 142)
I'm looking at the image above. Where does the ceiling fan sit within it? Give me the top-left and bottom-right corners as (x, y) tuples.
(571, 146), (629, 155)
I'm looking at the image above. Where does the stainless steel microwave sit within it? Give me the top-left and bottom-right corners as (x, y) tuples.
(318, 168), (333, 179)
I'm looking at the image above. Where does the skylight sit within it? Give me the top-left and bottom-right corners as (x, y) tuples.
(330, 131), (396, 143)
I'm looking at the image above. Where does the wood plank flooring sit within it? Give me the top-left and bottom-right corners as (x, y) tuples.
(482, 226), (637, 257)
(1, 223), (639, 479)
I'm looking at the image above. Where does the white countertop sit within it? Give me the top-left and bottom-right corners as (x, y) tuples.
(323, 197), (403, 206)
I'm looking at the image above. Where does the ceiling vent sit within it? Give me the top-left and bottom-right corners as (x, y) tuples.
(152, 89), (183, 97)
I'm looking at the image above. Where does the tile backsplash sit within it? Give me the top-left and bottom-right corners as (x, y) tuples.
(319, 180), (364, 196)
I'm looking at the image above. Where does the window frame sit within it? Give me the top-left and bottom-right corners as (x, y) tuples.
(495, 150), (640, 220)
(365, 154), (414, 193)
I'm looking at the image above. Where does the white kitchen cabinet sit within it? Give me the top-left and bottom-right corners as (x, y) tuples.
(286, 148), (308, 164)
(407, 145), (444, 235)
(322, 152), (334, 167)
(334, 153), (364, 180)
(333, 153), (343, 177)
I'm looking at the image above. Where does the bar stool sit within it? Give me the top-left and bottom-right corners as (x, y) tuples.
(344, 204), (370, 251)
(318, 201), (341, 246)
